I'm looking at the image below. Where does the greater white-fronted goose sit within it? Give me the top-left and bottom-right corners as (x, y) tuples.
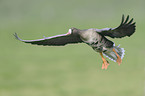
(14, 15), (136, 69)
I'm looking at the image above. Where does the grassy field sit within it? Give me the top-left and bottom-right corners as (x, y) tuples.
(0, 0), (145, 96)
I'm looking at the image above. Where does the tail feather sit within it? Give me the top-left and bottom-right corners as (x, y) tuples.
(103, 45), (125, 62)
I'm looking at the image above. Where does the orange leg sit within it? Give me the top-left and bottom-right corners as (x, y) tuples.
(113, 48), (122, 65)
(100, 52), (109, 69)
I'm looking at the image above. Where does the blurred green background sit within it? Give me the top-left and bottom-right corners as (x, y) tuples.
(0, 0), (145, 96)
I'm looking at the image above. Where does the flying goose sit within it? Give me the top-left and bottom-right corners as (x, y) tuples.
(14, 15), (136, 69)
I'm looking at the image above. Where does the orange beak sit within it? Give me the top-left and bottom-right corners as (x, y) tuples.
(66, 32), (71, 35)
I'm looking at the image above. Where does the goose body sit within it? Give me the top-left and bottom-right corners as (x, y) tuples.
(79, 28), (114, 52)
(14, 15), (136, 69)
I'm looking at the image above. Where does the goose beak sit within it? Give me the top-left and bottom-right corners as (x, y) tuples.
(66, 29), (72, 35)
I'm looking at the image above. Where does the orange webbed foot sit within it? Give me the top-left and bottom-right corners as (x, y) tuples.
(116, 56), (122, 65)
(100, 52), (110, 70)
(102, 60), (109, 70)
(113, 48), (122, 65)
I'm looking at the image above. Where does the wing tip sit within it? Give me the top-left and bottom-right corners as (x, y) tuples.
(13, 33), (29, 43)
(124, 15), (130, 24)
(120, 14), (130, 25)
(124, 15), (135, 24)
(13, 33), (22, 41)
(121, 14), (125, 24)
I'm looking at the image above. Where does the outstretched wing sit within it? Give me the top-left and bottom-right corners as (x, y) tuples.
(96, 15), (136, 38)
(14, 33), (83, 46)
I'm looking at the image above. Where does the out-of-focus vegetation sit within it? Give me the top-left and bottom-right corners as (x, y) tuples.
(0, 0), (145, 96)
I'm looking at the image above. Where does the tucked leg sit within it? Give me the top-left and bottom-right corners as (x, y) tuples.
(100, 52), (109, 69)
(113, 48), (122, 65)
